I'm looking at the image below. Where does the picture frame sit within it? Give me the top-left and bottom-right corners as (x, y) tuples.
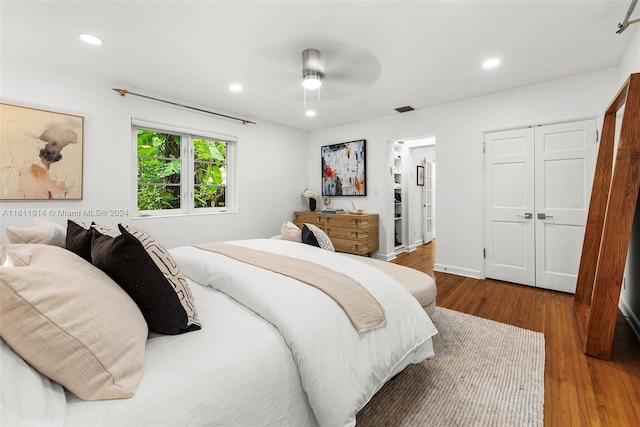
(417, 165), (425, 186)
(1, 103), (84, 200)
(321, 139), (366, 196)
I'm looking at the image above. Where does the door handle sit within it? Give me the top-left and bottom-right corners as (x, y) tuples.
(537, 213), (554, 220)
(517, 213), (533, 219)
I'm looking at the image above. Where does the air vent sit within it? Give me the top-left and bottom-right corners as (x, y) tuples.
(394, 106), (414, 113)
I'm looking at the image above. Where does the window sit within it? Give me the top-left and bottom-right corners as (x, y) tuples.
(133, 121), (235, 216)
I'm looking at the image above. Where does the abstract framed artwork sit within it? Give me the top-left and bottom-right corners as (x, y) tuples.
(0, 103), (83, 200)
(321, 139), (366, 196)
(417, 165), (425, 186)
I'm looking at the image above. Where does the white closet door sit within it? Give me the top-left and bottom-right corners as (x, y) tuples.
(534, 119), (597, 293)
(484, 128), (536, 286)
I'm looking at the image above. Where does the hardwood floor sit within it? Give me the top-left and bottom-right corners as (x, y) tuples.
(392, 240), (640, 426)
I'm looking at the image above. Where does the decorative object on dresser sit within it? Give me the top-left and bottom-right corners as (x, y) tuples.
(301, 188), (319, 211)
(293, 211), (379, 255)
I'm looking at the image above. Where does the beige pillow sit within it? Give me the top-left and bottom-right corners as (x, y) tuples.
(280, 221), (302, 242)
(6, 218), (66, 247)
(0, 244), (148, 400)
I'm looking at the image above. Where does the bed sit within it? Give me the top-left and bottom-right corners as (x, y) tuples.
(0, 220), (438, 427)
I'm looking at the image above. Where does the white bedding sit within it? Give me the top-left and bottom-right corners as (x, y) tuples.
(171, 239), (438, 427)
(64, 282), (317, 427)
(60, 238), (437, 427)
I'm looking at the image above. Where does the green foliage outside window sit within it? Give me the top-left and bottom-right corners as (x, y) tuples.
(137, 130), (227, 211)
(193, 137), (227, 208)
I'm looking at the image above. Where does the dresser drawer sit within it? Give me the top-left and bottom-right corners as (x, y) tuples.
(326, 215), (374, 227)
(332, 238), (379, 255)
(325, 227), (374, 241)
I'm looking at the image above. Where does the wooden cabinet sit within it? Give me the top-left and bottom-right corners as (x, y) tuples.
(293, 211), (379, 255)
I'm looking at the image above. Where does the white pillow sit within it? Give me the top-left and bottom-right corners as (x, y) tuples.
(1, 339), (67, 427)
(6, 218), (66, 247)
(280, 222), (302, 242)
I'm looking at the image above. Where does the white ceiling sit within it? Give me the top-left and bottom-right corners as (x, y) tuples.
(1, 1), (638, 131)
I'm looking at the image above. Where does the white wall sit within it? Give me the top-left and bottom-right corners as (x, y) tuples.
(309, 68), (620, 272)
(618, 27), (640, 334)
(0, 54), (309, 248)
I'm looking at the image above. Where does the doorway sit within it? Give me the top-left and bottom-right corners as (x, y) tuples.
(484, 119), (598, 293)
(406, 137), (436, 250)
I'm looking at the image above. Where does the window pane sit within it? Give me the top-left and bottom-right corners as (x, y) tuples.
(137, 184), (181, 210)
(194, 185), (225, 208)
(138, 158), (181, 184)
(137, 130), (181, 211)
(194, 138), (226, 163)
(193, 138), (226, 209)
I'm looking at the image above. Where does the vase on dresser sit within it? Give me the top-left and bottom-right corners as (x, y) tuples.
(309, 198), (316, 211)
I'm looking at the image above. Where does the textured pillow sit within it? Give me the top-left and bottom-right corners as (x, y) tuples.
(302, 223), (335, 251)
(6, 218), (66, 247)
(91, 224), (201, 335)
(1, 339), (67, 426)
(0, 244), (148, 401)
(281, 221), (302, 242)
(65, 220), (95, 261)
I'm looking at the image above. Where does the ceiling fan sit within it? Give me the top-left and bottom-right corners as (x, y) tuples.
(242, 40), (381, 101)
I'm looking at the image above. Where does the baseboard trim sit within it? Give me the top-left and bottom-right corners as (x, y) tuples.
(434, 264), (482, 279)
(373, 252), (396, 261)
(619, 298), (640, 342)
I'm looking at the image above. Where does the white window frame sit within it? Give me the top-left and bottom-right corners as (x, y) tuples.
(132, 119), (237, 217)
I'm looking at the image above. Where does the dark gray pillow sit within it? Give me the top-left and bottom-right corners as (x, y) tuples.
(65, 220), (95, 261)
(91, 224), (200, 335)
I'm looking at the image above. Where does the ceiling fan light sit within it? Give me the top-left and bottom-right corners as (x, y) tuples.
(302, 48), (323, 90)
(302, 74), (322, 89)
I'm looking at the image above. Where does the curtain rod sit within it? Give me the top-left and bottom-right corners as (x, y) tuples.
(616, 0), (639, 33)
(112, 88), (256, 125)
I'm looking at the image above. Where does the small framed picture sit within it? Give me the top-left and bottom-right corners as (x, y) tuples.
(417, 165), (425, 186)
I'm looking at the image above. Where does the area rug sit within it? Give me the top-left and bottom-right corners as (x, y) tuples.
(357, 307), (545, 426)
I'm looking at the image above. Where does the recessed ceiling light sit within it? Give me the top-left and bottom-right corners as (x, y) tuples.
(229, 84), (243, 92)
(305, 110), (316, 117)
(482, 58), (501, 69)
(79, 33), (104, 46)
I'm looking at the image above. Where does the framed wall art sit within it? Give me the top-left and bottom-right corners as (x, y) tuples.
(321, 139), (366, 196)
(0, 103), (84, 200)
(417, 165), (425, 186)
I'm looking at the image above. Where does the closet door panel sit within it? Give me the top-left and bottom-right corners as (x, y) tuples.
(484, 128), (535, 286)
(534, 119), (598, 293)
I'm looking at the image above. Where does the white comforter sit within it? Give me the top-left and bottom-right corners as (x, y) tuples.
(171, 239), (438, 427)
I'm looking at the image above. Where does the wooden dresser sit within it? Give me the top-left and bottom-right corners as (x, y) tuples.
(293, 211), (379, 255)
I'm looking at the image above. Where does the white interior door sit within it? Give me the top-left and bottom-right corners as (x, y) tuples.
(423, 161), (435, 243)
(484, 128), (536, 286)
(534, 120), (597, 293)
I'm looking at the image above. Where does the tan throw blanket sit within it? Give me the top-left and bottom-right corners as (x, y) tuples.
(194, 242), (386, 333)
